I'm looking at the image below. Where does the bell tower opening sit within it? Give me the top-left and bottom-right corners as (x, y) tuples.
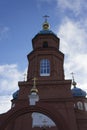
(43, 41), (48, 48)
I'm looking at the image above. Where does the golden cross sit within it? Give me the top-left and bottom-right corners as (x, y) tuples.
(32, 77), (38, 87)
(43, 15), (49, 22)
(71, 72), (77, 87)
(71, 72), (75, 81)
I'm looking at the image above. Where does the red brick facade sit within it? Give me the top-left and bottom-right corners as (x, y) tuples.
(0, 23), (87, 130)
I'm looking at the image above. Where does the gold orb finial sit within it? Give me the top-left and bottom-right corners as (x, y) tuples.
(42, 15), (50, 30)
(31, 77), (38, 93)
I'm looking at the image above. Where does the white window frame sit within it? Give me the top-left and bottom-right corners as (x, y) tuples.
(40, 59), (50, 76)
(77, 101), (83, 110)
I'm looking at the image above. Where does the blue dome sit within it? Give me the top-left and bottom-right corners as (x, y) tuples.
(13, 90), (19, 99)
(37, 29), (57, 37)
(39, 29), (56, 35)
(71, 87), (86, 97)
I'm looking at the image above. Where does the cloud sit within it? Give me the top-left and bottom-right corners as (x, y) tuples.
(0, 64), (25, 114)
(57, 17), (87, 91)
(58, 18), (87, 55)
(36, 0), (87, 17)
(0, 64), (22, 93)
(57, 0), (87, 15)
(0, 95), (12, 114)
(0, 26), (10, 41)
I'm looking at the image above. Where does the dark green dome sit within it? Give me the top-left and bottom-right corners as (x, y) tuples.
(71, 87), (86, 97)
(13, 90), (19, 99)
(39, 29), (57, 36)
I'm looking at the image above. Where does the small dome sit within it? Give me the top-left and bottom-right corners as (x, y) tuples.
(71, 87), (86, 97)
(13, 90), (19, 99)
(71, 73), (86, 97)
(33, 18), (57, 38)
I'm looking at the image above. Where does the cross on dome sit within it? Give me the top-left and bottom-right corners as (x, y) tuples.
(71, 72), (75, 81)
(42, 15), (50, 30)
(32, 77), (38, 87)
(71, 72), (77, 88)
(43, 15), (49, 22)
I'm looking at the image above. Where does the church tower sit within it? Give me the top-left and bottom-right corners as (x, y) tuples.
(27, 17), (64, 81)
(0, 17), (87, 130)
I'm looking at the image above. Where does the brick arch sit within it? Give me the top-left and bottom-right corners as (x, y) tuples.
(1, 106), (69, 130)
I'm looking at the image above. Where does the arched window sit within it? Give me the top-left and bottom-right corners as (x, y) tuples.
(77, 101), (83, 110)
(40, 59), (50, 76)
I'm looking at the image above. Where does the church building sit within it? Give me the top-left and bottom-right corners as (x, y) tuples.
(0, 17), (87, 130)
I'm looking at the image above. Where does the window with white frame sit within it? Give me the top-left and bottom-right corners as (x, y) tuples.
(40, 59), (50, 76)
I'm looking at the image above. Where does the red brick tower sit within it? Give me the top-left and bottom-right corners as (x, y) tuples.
(0, 18), (87, 130)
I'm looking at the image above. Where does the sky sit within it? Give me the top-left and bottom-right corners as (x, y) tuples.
(0, 0), (87, 113)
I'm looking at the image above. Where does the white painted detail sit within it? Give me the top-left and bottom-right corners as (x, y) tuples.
(29, 92), (39, 105)
(32, 112), (56, 128)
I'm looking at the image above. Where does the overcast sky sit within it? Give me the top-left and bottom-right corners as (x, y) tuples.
(0, 0), (87, 114)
